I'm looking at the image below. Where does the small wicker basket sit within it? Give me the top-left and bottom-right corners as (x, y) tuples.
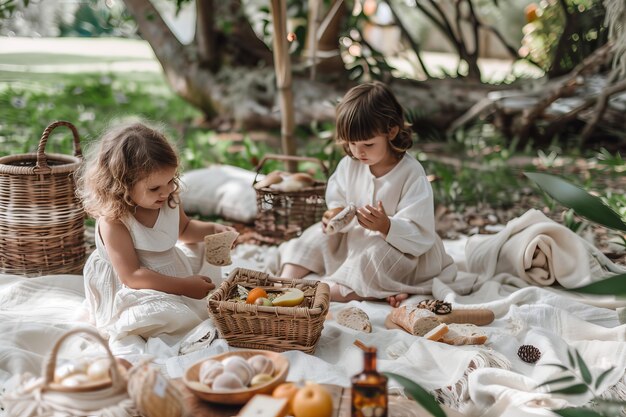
(253, 154), (328, 244)
(207, 268), (330, 354)
(0, 121), (85, 276)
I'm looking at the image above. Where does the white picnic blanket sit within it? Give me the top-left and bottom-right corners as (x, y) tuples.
(1, 210), (625, 417)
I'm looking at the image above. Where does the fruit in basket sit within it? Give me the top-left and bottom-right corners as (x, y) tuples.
(272, 382), (299, 414)
(272, 288), (305, 307)
(254, 297), (273, 306)
(292, 382), (333, 417)
(246, 287), (269, 304)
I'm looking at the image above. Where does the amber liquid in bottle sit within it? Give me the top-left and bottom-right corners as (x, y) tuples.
(351, 346), (388, 417)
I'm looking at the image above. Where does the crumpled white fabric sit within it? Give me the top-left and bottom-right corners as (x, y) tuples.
(465, 209), (626, 288)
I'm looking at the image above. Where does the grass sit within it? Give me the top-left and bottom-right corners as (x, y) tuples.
(1, 36), (624, 217)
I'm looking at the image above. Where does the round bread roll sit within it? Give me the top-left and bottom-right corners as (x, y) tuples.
(254, 171), (284, 189)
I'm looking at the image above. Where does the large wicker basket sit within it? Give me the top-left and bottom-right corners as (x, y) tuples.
(253, 154), (328, 244)
(207, 268), (330, 354)
(0, 121), (85, 276)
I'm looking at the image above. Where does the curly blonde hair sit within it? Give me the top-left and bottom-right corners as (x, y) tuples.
(77, 122), (181, 221)
(335, 81), (413, 159)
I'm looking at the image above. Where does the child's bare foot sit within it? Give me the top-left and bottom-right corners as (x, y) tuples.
(386, 293), (409, 308)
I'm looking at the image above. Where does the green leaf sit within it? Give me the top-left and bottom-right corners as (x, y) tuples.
(384, 372), (447, 417)
(567, 350), (576, 368)
(549, 384), (589, 395)
(524, 172), (626, 232)
(594, 367), (615, 390)
(553, 407), (607, 417)
(536, 375), (576, 389)
(569, 274), (626, 296)
(575, 350), (592, 384)
(544, 363), (571, 371)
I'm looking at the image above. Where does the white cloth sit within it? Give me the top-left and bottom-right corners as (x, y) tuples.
(83, 203), (221, 345)
(465, 209), (626, 289)
(277, 154), (458, 298)
(180, 165), (258, 223)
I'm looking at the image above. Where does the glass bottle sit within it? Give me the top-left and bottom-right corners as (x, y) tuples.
(351, 346), (388, 417)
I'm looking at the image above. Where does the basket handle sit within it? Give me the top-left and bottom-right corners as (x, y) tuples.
(253, 153), (329, 186)
(35, 121), (83, 174)
(42, 328), (125, 390)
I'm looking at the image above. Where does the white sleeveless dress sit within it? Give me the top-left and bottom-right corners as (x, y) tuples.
(83, 203), (220, 342)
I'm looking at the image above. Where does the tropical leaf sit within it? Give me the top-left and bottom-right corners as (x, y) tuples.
(384, 372), (447, 417)
(553, 408), (607, 417)
(524, 172), (626, 232)
(575, 350), (592, 384)
(594, 367), (615, 390)
(569, 274), (626, 296)
(536, 375), (576, 389)
(544, 363), (571, 371)
(567, 350), (576, 369)
(549, 384), (589, 395)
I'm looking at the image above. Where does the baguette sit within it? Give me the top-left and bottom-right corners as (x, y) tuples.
(389, 305), (440, 336)
(254, 171), (283, 190)
(437, 309), (495, 326)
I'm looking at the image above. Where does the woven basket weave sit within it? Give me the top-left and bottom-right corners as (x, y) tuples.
(208, 268), (330, 354)
(253, 154), (328, 244)
(0, 121), (85, 276)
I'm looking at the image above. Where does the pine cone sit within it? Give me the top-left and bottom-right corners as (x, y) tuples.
(417, 299), (452, 315)
(518, 345), (541, 363)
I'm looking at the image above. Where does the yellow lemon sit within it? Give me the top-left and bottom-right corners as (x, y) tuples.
(272, 288), (305, 307)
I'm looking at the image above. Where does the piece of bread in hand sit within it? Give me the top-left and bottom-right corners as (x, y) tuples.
(204, 231), (239, 266)
(336, 306), (372, 333)
(439, 324), (488, 345)
(390, 305), (440, 336)
(326, 204), (356, 235)
(423, 323), (449, 341)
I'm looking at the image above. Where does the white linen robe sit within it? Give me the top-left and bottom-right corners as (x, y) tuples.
(278, 153), (457, 297)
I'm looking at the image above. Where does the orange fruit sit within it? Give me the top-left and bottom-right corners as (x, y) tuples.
(272, 382), (299, 415)
(246, 287), (269, 304)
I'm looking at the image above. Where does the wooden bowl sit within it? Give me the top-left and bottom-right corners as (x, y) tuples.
(183, 350), (289, 405)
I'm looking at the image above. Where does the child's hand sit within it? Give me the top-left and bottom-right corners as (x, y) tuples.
(322, 207), (344, 231)
(357, 201), (390, 236)
(213, 224), (236, 234)
(183, 275), (216, 299)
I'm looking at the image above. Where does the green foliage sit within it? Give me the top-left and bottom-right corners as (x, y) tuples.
(383, 372), (447, 417)
(524, 172), (626, 232)
(58, 0), (135, 38)
(0, 72), (200, 162)
(0, 0), (28, 19)
(520, 0), (607, 76)
(539, 348), (625, 416)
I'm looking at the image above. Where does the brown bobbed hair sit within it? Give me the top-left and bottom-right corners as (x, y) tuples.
(335, 81), (413, 159)
(77, 121), (181, 221)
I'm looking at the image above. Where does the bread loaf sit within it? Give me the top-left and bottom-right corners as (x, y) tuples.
(439, 324), (488, 345)
(204, 230), (239, 266)
(336, 306), (372, 333)
(254, 171), (283, 190)
(389, 305), (440, 336)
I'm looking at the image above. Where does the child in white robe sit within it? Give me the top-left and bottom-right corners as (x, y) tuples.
(77, 122), (235, 342)
(278, 82), (457, 306)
